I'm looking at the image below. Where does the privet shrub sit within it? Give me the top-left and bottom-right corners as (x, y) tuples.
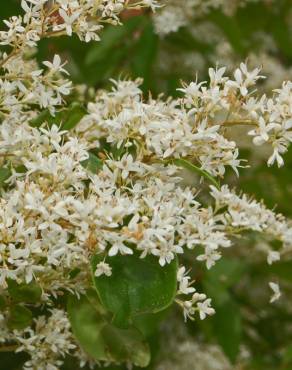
(0, 1), (291, 369)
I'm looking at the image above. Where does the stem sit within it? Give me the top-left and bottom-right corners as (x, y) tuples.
(222, 119), (258, 127)
(171, 158), (220, 189)
(0, 49), (18, 69)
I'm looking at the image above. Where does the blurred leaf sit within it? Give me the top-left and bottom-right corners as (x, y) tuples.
(30, 103), (86, 130)
(7, 279), (42, 304)
(132, 310), (168, 338)
(259, 260), (292, 282)
(85, 17), (144, 66)
(91, 253), (178, 328)
(131, 20), (158, 91)
(165, 27), (211, 53)
(0, 296), (6, 310)
(203, 258), (243, 363)
(102, 324), (150, 367)
(0, 352), (28, 370)
(67, 293), (108, 362)
(270, 14), (292, 61)
(209, 11), (246, 55)
(67, 293), (151, 367)
(0, 0), (20, 22)
(205, 258), (246, 288)
(8, 305), (32, 330)
(60, 103), (87, 130)
(0, 168), (11, 187)
(212, 300), (242, 364)
(283, 345), (292, 366)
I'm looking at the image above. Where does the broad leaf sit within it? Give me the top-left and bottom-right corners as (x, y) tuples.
(91, 253), (178, 328)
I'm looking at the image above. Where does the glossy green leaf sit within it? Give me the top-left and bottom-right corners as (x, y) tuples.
(7, 279), (42, 303)
(91, 253), (178, 328)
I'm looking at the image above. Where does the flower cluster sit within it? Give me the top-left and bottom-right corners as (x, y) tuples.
(0, 1), (291, 368)
(153, 0), (274, 36)
(156, 23), (292, 94)
(0, 0), (157, 117)
(176, 266), (215, 321)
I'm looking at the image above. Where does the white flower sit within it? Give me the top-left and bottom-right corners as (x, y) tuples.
(108, 154), (143, 179)
(197, 298), (215, 320)
(95, 262), (112, 277)
(269, 282), (281, 303)
(43, 54), (69, 75)
(267, 251), (280, 265)
(248, 117), (275, 146)
(108, 241), (133, 256)
(267, 148), (285, 167)
(58, 9), (81, 36)
(197, 246), (221, 269)
(177, 266), (196, 295)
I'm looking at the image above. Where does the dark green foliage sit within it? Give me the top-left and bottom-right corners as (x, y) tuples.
(91, 253), (178, 328)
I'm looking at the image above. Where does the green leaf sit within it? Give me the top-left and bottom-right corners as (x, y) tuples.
(29, 109), (52, 128)
(132, 310), (168, 338)
(205, 258), (246, 289)
(212, 300), (242, 364)
(91, 253), (178, 328)
(8, 305), (32, 330)
(60, 103), (87, 130)
(67, 293), (151, 367)
(209, 11), (246, 55)
(85, 17), (143, 66)
(7, 279), (42, 303)
(67, 293), (109, 362)
(102, 324), (150, 367)
(81, 152), (103, 173)
(29, 103), (86, 130)
(0, 168), (11, 188)
(0, 296), (6, 310)
(131, 20), (158, 91)
(203, 258), (243, 363)
(259, 260), (292, 282)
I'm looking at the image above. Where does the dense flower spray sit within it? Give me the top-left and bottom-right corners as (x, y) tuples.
(0, 1), (291, 369)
